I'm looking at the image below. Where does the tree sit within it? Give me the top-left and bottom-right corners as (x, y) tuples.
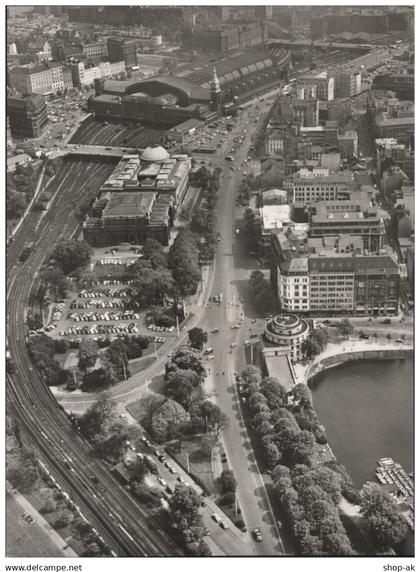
(7, 190), (27, 219)
(168, 484), (205, 543)
(151, 398), (190, 443)
(248, 391), (268, 412)
(6, 448), (39, 492)
(242, 208), (260, 253)
(168, 229), (201, 298)
(240, 365), (262, 388)
(82, 367), (115, 391)
(165, 368), (202, 411)
(131, 260), (174, 307)
(249, 270), (277, 314)
(49, 241), (92, 275)
(301, 337), (322, 360)
(338, 318), (354, 340)
(198, 401), (228, 440)
(262, 440), (281, 469)
(198, 539), (212, 556)
(78, 397), (116, 440)
(311, 328), (329, 350)
(188, 327), (208, 351)
(53, 508), (74, 529)
(272, 465), (293, 499)
(78, 339), (99, 375)
(260, 377), (286, 408)
(283, 430), (315, 467)
(360, 483), (408, 550)
(131, 483), (162, 508)
(142, 238), (168, 269)
(167, 348), (206, 379)
(220, 469), (237, 493)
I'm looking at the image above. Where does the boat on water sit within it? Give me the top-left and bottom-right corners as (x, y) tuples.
(375, 457), (414, 530)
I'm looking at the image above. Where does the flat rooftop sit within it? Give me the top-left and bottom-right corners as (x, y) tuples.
(103, 192), (155, 218)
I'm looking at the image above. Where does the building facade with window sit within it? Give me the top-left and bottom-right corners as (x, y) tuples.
(289, 168), (354, 205)
(7, 93), (48, 138)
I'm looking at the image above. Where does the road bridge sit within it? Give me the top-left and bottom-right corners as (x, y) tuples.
(268, 39), (377, 51)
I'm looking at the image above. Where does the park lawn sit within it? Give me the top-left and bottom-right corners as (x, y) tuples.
(6, 493), (63, 557)
(128, 355), (156, 376)
(166, 436), (215, 495)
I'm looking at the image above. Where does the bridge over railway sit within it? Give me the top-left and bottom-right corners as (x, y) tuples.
(267, 38), (377, 51)
(47, 145), (140, 160)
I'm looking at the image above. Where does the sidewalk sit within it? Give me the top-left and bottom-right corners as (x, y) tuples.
(294, 338), (413, 385)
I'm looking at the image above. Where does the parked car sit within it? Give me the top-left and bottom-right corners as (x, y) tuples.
(253, 527), (263, 542)
(359, 333), (370, 340)
(211, 513), (222, 524)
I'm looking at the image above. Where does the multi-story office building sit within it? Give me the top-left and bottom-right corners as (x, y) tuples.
(9, 62), (65, 95)
(107, 37), (137, 68)
(70, 60), (126, 88)
(375, 113), (414, 144)
(7, 93), (48, 138)
(353, 254), (400, 316)
(297, 72), (335, 101)
(83, 41), (108, 60)
(309, 256), (356, 314)
(308, 200), (386, 252)
(288, 168), (354, 205)
(279, 96), (319, 127)
(51, 42), (84, 62)
(334, 68), (362, 99)
(272, 231), (399, 316)
(265, 128), (284, 156)
(337, 130), (358, 158)
(372, 73), (414, 101)
(189, 20), (267, 52)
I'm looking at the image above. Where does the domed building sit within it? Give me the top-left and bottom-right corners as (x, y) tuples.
(140, 146), (170, 163)
(264, 313), (309, 362)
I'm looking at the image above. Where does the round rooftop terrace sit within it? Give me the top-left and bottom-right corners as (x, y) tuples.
(140, 146), (170, 163)
(265, 313), (309, 340)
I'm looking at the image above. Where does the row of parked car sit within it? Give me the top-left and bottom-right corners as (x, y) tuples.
(79, 288), (131, 298)
(71, 299), (134, 310)
(67, 311), (141, 322)
(96, 259), (138, 266)
(59, 323), (139, 336)
(77, 279), (135, 286)
(147, 324), (175, 333)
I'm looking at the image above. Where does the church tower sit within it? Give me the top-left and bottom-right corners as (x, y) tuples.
(210, 67), (222, 116)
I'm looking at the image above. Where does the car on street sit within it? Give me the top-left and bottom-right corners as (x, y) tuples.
(250, 334), (258, 339)
(359, 333), (370, 340)
(157, 478), (167, 487)
(394, 338), (405, 343)
(380, 319), (391, 325)
(220, 521), (229, 530)
(211, 513), (222, 524)
(253, 527), (263, 542)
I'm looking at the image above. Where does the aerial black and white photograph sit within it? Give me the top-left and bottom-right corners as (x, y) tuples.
(5, 3), (415, 565)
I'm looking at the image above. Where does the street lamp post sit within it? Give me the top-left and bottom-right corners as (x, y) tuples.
(186, 453), (190, 474)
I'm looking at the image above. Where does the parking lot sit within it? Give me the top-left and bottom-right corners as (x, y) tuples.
(36, 278), (176, 348)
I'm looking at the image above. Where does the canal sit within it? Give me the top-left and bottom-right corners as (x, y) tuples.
(311, 358), (414, 488)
